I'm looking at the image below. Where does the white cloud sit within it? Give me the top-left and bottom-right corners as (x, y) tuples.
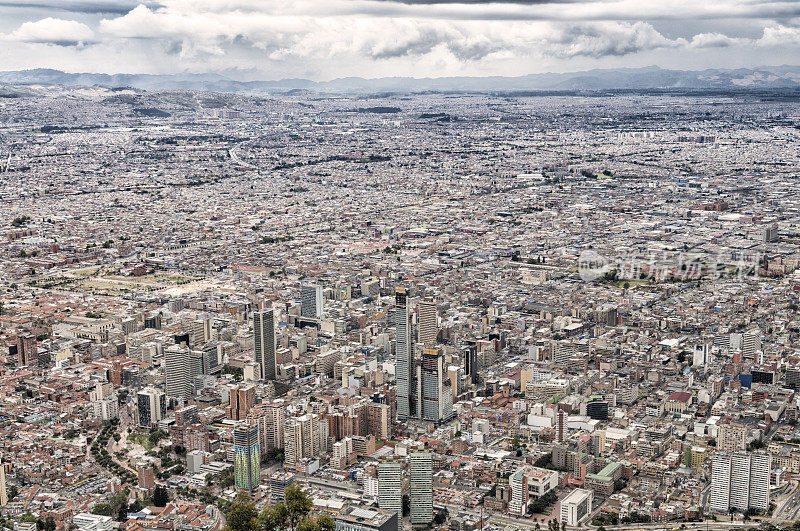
(689, 32), (743, 49)
(1, 0), (799, 78)
(757, 24), (800, 47)
(5, 17), (95, 46)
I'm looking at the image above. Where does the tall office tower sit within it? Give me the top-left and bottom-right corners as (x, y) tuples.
(0, 457), (7, 506)
(378, 459), (402, 531)
(200, 344), (219, 374)
(253, 309), (276, 381)
(366, 402), (391, 439)
(742, 330), (762, 359)
(764, 225), (779, 243)
(283, 414), (326, 469)
(710, 452), (771, 513)
(254, 401), (285, 454)
(409, 451), (434, 526)
(417, 298), (438, 345)
(227, 385), (255, 421)
(301, 283), (324, 319)
(718, 422), (749, 452)
(395, 288), (413, 420)
(421, 347), (453, 424)
(164, 345), (197, 399)
(234, 422), (261, 491)
(137, 388), (166, 427)
(590, 430), (606, 457)
(463, 341), (479, 385)
(16, 334), (38, 367)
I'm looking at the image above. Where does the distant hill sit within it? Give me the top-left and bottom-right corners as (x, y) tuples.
(1, 66), (799, 93)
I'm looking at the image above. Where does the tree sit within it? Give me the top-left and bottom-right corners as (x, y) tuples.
(226, 500), (258, 531)
(402, 494), (410, 516)
(92, 504), (112, 516)
(316, 515), (334, 531)
(258, 503), (288, 531)
(153, 485), (169, 507)
(285, 484), (313, 531)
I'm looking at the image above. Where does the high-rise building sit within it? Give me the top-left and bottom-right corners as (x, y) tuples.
(301, 283), (324, 319)
(463, 342), (479, 385)
(718, 422), (749, 452)
(234, 422), (261, 491)
(741, 330), (762, 359)
(16, 334), (38, 367)
(421, 347), (454, 424)
(284, 414), (327, 469)
(227, 385), (255, 421)
(417, 298), (438, 345)
(137, 465), (155, 491)
(164, 345), (199, 399)
(198, 344), (219, 375)
(92, 396), (119, 421)
(0, 457), (7, 506)
(395, 289), (413, 420)
(585, 397), (609, 421)
(254, 309), (276, 381)
(409, 451), (433, 526)
(254, 401), (285, 454)
(378, 459), (402, 531)
(175, 404), (198, 426)
(710, 452), (771, 513)
(137, 388), (166, 427)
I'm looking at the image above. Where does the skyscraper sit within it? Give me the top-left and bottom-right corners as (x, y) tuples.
(710, 451), (771, 513)
(253, 400), (285, 455)
(234, 422), (261, 491)
(137, 388), (166, 427)
(227, 384), (255, 421)
(0, 456), (7, 507)
(417, 298), (438, 345)
(301, 283), (324, 319)
(16, 334), (38, 367)
(394, 288), (412, 420)
(463, 341), (479, 385)
(284, 414), (326, 469)
(421, 347), (453, 424)
(254, 309), (276, 381)
(378, 459), (402, 531)
(409, 451), (433, 526)
(164, 345), (198, 399)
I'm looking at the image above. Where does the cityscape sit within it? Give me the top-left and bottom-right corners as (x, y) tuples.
(1, 1), (800, 531)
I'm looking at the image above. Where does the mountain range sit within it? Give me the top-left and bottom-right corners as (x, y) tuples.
(2, 66), (800, 93)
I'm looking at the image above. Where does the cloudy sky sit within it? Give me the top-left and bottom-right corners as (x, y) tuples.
(0, 0), (799, 80)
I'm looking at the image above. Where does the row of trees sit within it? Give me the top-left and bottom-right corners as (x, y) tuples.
(226, 485), (333, 531)
(90, 420), (137, 486)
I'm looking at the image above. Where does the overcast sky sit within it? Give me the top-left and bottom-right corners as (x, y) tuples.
(0, 0), (799, 80)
